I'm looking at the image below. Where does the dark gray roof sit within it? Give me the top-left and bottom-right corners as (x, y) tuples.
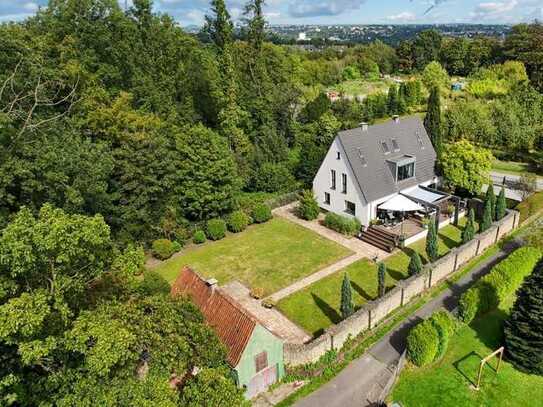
(337, 116), (437, 203)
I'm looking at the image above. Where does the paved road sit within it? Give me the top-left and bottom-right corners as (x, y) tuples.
(491, 170), (543, 191)
(294, 243), (517, 407)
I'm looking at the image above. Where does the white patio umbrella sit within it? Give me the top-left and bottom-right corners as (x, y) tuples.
(378, 195), (424, 212)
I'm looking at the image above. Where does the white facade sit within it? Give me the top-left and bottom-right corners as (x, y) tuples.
(313, 137), (437, 227)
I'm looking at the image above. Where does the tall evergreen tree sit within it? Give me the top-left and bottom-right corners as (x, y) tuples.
(462, 208), (476, 243)
(408, 251), (423, 276)
(480, 198), (493, 232)
(204, 0), (233, 52)
(504, 259), (543, 374)
(378, 262), (387, 297)
(426, 218), (439, 262)
(340, 273), (354, 319)
(485, 184), (496, 221)
(243, 0), (266, 52)
(387, 84), (399, 115)
(424, 87), (443, 158)
(496, 187), (507, 220)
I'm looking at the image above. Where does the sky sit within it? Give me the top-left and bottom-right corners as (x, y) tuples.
(0, 0), (542, 26)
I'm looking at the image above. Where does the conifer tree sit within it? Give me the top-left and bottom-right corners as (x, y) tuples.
(485, 184), (496, 221)
(480, 198), (493, 232)
(340, 273), (354, 319)
(387, 84), (399, 116)
(378, 262), (387, 297)
(408, 251), (423, 276)
(462, 208), (476, 243)
(496, 187), (507, 220)
(504, 259), (543, 374)
(424, 87), (442, 158)
(426, 218), (439, 262)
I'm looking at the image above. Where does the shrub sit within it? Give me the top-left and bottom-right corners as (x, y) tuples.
(430, 310), (456, 360)
(323, 212), (361, 236)
(193, 230), (206, 244)
(406, 319), (440, 367)
(138, 270), (171, 296)
(227, 210), (250, 233)
(206, 219), (227, 241)
(458, 247), (542, 323)
(425, 218), (438, 262)
(408, 252), (423, 276)
(252, 204), (272, 224)
(250, 287), (264, 299)
(152, 239), (175, 260)
(172, 241), (183, 253)
(296, 190), (320, 221)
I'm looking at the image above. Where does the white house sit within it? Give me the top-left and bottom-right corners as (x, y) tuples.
(313, 116), (439, 228)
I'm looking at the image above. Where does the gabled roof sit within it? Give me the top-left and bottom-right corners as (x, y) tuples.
(171, 267), (257, 367)
(337, 116), (437, 203)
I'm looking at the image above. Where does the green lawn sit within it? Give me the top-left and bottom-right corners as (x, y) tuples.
(150, 218), (352, 296)
(517, 190), (543, 223)
(391, 296), (543, 406)
(277, 219), (468, 336)
(492, 159), (533, 176)
(329, 79), (390, 96)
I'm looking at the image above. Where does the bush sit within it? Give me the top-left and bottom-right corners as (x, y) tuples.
(323, 212), (361, 236)
(206, 219), (227, 241)
(172, 241), (183, 253)
(152, 239), (175, 260)
(296, 190), (320, 221)
(406, 319), (440, 367)
(250, 287), (264, 299)
(430, 310), (456, 360)
(458, 247), (542, 323)
(252, 203), (272, 224)
(227, 210), (250, 233)
(138, 270), (171, 296)
(193, 230), (206, 244)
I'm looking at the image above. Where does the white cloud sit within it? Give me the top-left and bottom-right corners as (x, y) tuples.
(386, 11), (417, 21)
(288, 0), (366, 18)
(471, 0), (519, 20)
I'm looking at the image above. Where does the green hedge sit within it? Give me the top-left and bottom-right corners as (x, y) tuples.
(227, 210), (250, 233)
(323, 213), (361, 236)
(206, 219), (227, 241)
(193, 230), (206, 244)
(252, 204), (272, 224)
(407, 309), (456, 366)
(459, 247), (542, 324)
(152, 239), (175, 260)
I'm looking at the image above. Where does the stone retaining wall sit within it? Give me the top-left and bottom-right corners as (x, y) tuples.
(283, 210), (519, 367)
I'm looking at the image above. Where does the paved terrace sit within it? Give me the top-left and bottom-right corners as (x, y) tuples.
(268, 203), (391, 303)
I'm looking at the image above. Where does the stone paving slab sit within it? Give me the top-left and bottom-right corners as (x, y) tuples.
(222, 281), (311, 344)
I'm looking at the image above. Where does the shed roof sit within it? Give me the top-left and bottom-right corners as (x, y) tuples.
(337, 116), (437, 203)
(171, 267), (257, 367)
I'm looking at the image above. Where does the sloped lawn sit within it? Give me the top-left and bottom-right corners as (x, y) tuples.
(391, 296), (543, 406)
(277, 219), (468, 336)
(150, 218), (352, 296)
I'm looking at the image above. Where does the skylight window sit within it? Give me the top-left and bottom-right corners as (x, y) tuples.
(356, 148), (367, 167)
(391, 138), (400, 152)
(416, 131), (425, 149)
(381, 141), (390, 154)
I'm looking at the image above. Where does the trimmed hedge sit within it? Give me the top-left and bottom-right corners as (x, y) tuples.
(152, 239), (175, 260)
(407, 309), (456, 366)
(138, 270), (171, 296)
(406, 319), (440, 367)
(206, 219), (227, 241)
(459, 246), (542, 324)
(193, 230), (206, 244)
(323, 212), (361, 236)
(227, 210), (250, 233)
(252, 204), (272, 224)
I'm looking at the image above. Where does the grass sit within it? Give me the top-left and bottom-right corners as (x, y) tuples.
(491, 159), (534, 176)
(150, 217), (351, 296)
(277, 219), (468, 336)
(329, 78), (390, 96)
(391, 295), (543, 406)
(516, 190), (543, 223)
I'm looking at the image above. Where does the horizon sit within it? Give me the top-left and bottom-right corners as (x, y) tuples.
(1, 1), (541, 26)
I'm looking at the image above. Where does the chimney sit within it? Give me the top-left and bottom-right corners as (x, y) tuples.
(392, 115), (400, 124)
(206, 278), (218, 290)
(360, 122), (369, 132)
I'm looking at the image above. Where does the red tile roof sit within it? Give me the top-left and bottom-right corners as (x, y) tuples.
(171, 267), (257, 367)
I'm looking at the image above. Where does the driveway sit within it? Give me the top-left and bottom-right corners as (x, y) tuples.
(294, 243), (516, 407)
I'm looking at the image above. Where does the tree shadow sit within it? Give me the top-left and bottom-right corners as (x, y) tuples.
(311, 293), (341, 325)
(439, 232), (460, 250)
(351, 281), (374, 301)
(453, 351), (484, 387)
(387, 268), (406, 281)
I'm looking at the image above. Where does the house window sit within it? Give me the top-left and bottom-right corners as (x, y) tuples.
(381, 141), (390, 154)
(337, 151), (341, 160)
(255, 352), (268, 373)
(397, 162), (415, 181)
(345, 201), (356, 215)
(342, 173), (347, 194)
(391, 138), (400, 152)
(331, 170), (336, 190)
(324, 192), (330, 205)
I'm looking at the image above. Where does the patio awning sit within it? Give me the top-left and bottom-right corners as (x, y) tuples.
(378, 195), (424, 212)
(403, 186), (445, 204)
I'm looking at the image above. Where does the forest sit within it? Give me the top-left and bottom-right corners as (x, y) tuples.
(0, 0), (542, 404)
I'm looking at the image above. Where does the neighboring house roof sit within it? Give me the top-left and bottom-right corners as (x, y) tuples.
(171, 267), (257, 367)
(337, 116), (437, 203)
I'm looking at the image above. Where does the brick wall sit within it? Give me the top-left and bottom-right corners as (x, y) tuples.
(455, 238), (479, 269)
(368, 287), (403, 328)
(429, 251), (457, 286)
(284, 333), (332, 366)
(328, 305), (370, 351)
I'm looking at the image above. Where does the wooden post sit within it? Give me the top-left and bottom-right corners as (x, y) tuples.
(474, 347), (504, 391)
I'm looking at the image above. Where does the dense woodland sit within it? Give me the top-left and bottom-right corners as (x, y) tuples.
(1, 0), (543, 404)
